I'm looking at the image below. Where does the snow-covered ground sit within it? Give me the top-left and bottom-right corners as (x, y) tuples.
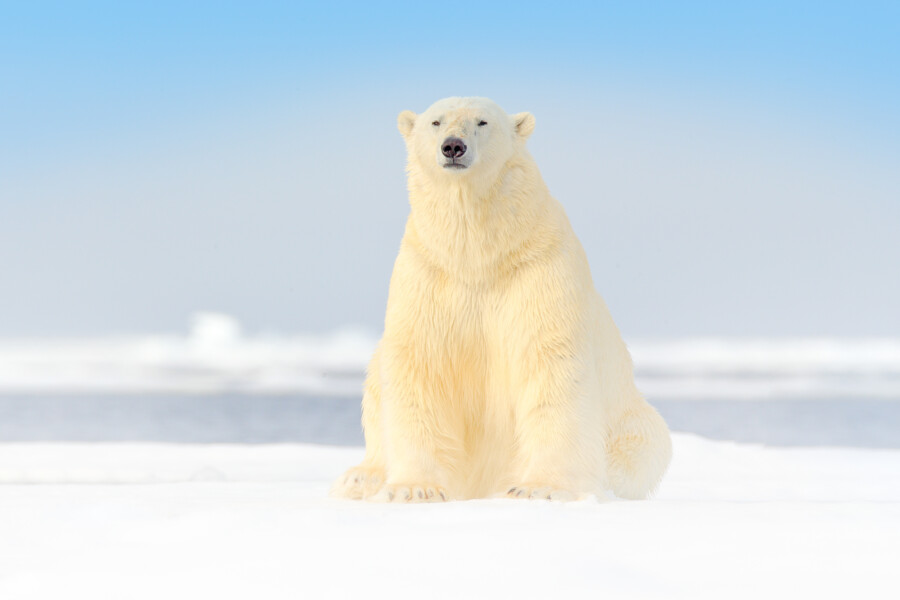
(3, 312), (900, 399)
(2, 314), (898, 597)
(1, 434), (898, 599)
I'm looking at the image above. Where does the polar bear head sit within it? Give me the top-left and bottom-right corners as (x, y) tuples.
(397, 97), (535, 187)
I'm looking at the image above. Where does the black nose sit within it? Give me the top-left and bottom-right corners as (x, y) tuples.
(441, 137), (467, 158)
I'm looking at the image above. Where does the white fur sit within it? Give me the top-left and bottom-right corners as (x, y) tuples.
(333, 97), (672, 502)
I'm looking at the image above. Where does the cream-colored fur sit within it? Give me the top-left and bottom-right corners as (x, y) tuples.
(333, 97), (671, 502)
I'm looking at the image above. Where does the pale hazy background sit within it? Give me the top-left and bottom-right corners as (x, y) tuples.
(2, 1), (898, 339)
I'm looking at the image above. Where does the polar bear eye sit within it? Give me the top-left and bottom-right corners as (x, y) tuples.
(432, 121), (440, 127)
(478, 120), (488, 126)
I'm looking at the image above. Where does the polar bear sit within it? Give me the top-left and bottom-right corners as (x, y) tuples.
(333, 97), (671, 502)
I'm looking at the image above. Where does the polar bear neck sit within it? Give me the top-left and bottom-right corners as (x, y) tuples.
(404, 151), (567, 282)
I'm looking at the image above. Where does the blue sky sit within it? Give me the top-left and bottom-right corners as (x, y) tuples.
(4, 1), (899, 154)
(1, 2), (898, 336)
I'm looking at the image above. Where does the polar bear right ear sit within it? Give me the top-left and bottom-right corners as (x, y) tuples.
(397, 110), (417, 138)
(513, 112), (536, 139)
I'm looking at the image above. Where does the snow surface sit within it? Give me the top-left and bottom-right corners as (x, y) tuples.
(2, 312), (900, 399)
(1, 434), (898, 599)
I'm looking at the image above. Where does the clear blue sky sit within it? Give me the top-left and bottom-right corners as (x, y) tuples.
(1, 1), (898, 336)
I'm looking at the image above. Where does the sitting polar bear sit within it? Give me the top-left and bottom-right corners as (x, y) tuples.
(333, 97), (671, 502)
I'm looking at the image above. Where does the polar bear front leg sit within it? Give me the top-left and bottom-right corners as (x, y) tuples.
(373, 410), (452, 503)
(370, 348), (453, 503)
(504, 353), (592, 501)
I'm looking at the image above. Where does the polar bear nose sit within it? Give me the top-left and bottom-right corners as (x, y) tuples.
(441, 137), (467, 158)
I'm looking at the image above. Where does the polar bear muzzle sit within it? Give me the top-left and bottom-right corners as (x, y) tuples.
(441, 136), (469, 169)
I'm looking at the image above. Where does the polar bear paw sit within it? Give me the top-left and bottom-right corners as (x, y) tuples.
(370, 484), (449, 503)
(506, 486), (576, 502)
(331, 465), (386, 500)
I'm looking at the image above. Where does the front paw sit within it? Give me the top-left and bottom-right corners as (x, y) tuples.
(370, 483), (449, 503)
(331, 465), (386, 500)
(505, 485), (576, 502)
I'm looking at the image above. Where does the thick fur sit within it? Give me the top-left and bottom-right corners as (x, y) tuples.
(333, 97), (671, 502)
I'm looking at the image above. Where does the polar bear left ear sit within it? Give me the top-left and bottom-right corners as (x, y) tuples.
(397, 110), (417, 138)
(513, 112), (535, 139)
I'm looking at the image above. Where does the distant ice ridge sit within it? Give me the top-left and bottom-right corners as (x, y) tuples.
(0, 312), (898, 399)
(0, 313), (375, 396)
(632, 337), (900, 399)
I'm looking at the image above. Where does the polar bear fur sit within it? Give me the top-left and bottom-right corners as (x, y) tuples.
(333, 97), (671, 502)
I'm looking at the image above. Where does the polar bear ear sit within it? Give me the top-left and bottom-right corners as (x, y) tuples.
(513, 112), (535, 139)
(397, 110), (417, 138)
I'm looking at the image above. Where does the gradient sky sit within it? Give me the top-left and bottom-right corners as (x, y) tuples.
(1, 1), (898, 337)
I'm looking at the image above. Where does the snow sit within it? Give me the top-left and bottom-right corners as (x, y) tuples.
(2, 312), (900, 399)
(1, 434), (898, 599)
(2, 314), (897, 595)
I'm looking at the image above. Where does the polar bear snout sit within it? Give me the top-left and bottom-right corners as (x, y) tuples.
(441, 137), (467, 158)
(441, 136), (470, 169)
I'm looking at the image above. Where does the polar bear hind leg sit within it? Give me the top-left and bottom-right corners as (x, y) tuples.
(604, 399), (672, 499)
(331, 351), (388, 499)
(331, 461), (386, 499)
